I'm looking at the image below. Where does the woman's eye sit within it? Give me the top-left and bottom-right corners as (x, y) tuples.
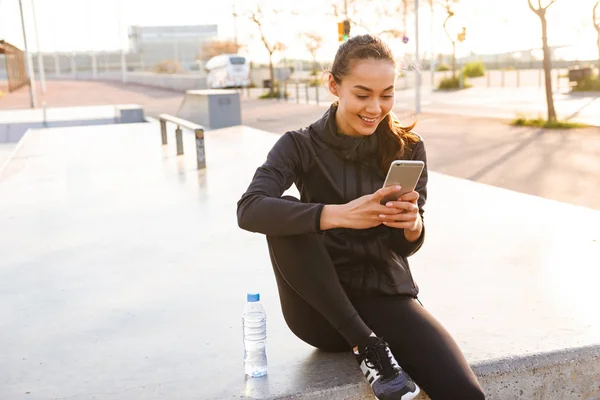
(357, 95), (369, 99)
(382, 95), (394, 98)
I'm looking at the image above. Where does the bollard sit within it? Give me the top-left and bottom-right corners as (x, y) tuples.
(487, 71), (491, 88)
(195, 128), (206, 169)
(42, 101), (47, 128)
(538, 69), (542, 88)
(315, 85), (319, 105)
(296, 82), (299, 104)
(501, 69), (505, 88)
(175, 126), (183, 155)
(160, 119), (167, 145)
(284, 81), (288, 102)
(517, 69), (520, 88)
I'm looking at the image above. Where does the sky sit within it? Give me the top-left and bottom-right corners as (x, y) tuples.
(0, 0), (598, 64)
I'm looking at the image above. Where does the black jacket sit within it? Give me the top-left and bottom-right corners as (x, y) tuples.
(237, 105), (428, 297)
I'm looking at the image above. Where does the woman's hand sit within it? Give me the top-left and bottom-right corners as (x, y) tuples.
(378, 190), (421, 234)
(320, 186), (404, 230)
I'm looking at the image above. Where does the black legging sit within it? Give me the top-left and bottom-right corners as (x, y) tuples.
(267, 215), (485, 399)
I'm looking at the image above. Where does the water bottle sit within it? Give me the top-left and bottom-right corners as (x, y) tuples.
(243, 293), (267, 377)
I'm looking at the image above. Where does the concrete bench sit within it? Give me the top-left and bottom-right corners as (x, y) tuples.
(176, 89), (241, 130)
(1, 123), (599, 399)
(0, 104), (145, 143)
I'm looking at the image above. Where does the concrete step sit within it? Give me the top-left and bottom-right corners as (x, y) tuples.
(1, 122), (599, 399)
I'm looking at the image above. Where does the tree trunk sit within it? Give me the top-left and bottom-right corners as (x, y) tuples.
(452, 42), (457, 80)
(597, 29), (600, 74)
(268, 55), (274, 95)
(540, 13), (557, 122)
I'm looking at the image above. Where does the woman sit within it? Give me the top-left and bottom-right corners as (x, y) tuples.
(237, 34), (485, 400)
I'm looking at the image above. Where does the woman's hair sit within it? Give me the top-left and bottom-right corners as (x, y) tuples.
(328, 34), (420, 173)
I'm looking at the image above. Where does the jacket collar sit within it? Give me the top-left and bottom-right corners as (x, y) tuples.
(311, 104), (384, 162)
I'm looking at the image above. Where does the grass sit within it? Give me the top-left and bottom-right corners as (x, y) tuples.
(437, 76), (472, 90)
(259, 90), (289, 99)
(511, 117), (588, 129)
(572, 77), (600, 92)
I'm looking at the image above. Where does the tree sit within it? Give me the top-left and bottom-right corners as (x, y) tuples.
(249, 6), (286, 95)
(330, 0), (405, 39)
(528, 0), (560, 122)
(302, 33), (323, 75)
(594, 1), (600, 73)
(200, 40), (240, 61)
(400, 0), (415, 38)
(442, 0), (460, 79)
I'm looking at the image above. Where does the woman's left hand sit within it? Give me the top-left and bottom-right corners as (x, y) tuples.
(378, 190), (421, 232)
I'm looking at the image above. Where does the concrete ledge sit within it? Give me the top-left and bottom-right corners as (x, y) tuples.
(1, 124), (599, 400)
(0, 105), (146, 143)
(471, 345), (600, 399)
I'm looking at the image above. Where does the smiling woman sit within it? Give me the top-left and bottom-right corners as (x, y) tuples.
(237, 34), (485, 400)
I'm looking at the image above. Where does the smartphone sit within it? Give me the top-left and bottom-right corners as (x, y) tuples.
(380, 160), (425, 205)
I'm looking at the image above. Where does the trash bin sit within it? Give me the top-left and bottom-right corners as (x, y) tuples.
(568, 66), (593, 82)
(263, 79), (272, 89)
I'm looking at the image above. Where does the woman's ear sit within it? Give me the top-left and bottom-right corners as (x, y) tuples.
(327, 74), (339, 97)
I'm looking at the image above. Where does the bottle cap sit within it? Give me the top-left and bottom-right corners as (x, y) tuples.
(247, 293), (260, 302)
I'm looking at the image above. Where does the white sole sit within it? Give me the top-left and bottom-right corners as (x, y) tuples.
(375, 384), (421, 400)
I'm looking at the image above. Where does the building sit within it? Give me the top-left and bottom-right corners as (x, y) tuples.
(128, 25), (218, 71)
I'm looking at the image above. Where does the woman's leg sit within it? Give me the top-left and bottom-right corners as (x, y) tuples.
(269, 250), (347, 352)
(267, 229), (372, 348)
(265, 196), (372, 348)
(351, 295), (485, 400)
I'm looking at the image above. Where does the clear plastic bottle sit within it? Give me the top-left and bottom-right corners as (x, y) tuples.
(242, 293), (267, 377)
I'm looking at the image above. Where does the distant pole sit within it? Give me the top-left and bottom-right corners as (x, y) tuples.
(31, 0), (46, 94)
(429, 0), (435, 89)
(344, 0), (348, 18)
(232, 5), (238, 49)
(18, 0), (37, 108)
(116, 1), (127, 83)
(415, 0), (421, 114)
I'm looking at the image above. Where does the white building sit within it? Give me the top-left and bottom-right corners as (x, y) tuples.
(128, 25), (218, 71)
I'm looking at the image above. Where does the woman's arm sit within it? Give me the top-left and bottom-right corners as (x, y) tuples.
(237, 133), (325, 236)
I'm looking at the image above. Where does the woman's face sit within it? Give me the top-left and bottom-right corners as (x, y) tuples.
(329, 58), (396, 137)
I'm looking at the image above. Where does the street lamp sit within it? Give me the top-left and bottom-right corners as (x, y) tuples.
(415, 0), (421, 114)
(18, 0), (37, 108)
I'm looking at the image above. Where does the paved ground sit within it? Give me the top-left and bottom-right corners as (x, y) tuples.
(1, 123), (599, 399)
(2, 80), (600, 210)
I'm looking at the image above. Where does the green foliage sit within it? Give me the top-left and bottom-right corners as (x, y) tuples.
(511, 116), (587, 129)
(435, 63), (450, 72)
(572, 76), (600, 92)
(259, 90), (289, 99)
(462, 61), (486, 78)
(437, 76), (472, 90)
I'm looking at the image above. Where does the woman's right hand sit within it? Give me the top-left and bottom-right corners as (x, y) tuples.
(320, 186), (403, 230)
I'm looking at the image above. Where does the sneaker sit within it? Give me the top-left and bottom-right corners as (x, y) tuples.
(354, 337), (420, 400)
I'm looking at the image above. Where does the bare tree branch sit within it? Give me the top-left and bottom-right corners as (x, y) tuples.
(528, 0), (537, 14)
(378, 29), (403, 38)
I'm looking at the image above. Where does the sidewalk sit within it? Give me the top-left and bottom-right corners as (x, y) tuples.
(2, 80), (600, 210)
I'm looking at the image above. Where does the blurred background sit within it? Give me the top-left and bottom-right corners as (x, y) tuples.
(1, 0), (598, 96)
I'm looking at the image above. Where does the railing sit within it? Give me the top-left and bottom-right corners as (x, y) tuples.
(158, 114), (206, 169)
